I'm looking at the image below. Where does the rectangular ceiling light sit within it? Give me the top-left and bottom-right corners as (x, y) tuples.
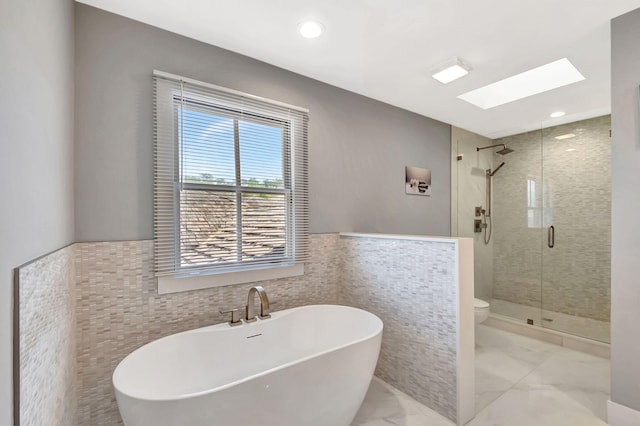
(457, 58), (585, 109)
(432, 58), (470, 84)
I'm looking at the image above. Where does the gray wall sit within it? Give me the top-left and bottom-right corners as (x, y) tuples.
(611, 7), (640, 412)
(74, 4), (451, 241)
(0, 0), (75, 423)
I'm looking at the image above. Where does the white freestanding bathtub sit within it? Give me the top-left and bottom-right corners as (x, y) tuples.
(113, 304), (383, 426)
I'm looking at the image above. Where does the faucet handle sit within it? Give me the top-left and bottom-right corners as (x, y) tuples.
(219, 308), (243, 326)
(245, 305), (257, 323)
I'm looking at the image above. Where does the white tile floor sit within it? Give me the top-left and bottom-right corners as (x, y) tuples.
(353, 324), (610, 425)
(352, 377), (453, 426)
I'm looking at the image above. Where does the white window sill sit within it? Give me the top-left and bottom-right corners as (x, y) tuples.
(157, 263), (305, 294)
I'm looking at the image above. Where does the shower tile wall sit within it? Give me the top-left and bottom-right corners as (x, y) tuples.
(492, 116), (611, 322)
(491, 129), (543, 310)
(452, 127), (494, 302)
(16, 245), (77, 426)
(75, 234), (341, 425)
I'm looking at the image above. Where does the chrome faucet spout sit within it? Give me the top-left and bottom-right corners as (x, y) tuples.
(245, 286), (271, 322)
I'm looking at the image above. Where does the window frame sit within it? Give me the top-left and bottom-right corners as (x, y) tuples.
(153, 71), (309, 294)
(176, 98), (293, 270)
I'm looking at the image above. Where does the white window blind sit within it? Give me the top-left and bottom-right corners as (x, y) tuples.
(153, 71), (309, 278)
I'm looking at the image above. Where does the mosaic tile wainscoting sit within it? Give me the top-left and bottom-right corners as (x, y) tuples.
(338, 233), (475, 425)
(15, 245), (77, 426)
(16, 232), (473, 425)
(75, 233), (341, 425)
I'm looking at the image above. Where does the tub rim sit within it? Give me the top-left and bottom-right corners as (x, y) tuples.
(112, 304), (383, 402)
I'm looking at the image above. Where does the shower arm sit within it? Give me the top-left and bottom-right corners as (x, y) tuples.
(477, 143), (507, 153)
(490, 162), (506, 176)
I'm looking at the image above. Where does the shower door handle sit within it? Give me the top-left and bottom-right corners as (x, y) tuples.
(548, 226), (555, 248)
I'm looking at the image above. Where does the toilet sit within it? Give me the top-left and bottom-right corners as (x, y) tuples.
(474, 298), (490, 324)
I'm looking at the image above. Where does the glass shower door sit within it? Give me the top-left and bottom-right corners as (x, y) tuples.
(454, 132), (544, 327)
(540, 116), (611, 343)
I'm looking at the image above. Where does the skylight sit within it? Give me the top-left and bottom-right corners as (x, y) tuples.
(457, 58), (585, 110)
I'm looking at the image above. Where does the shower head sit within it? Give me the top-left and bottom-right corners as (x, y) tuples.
(477, 144), (514, 156)
(496, 146), (514, 155)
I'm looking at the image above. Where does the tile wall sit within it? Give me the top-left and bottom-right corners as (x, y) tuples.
(16, 246), (77, 426)
(18, 233), (468, 425)
(75, 234), (340, 425)
(339, 234), (472, 424)
(451, 129), (495, 302)
(491, 128), (544, 310)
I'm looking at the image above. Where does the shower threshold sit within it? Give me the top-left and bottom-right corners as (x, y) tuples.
(486, 299), (610, 357)
(490, 298), (610, 343)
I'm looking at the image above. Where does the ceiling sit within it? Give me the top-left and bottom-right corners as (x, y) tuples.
(77, 0), (640, 138)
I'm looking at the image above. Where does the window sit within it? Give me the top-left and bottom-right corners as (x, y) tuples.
(527, 177), (552, 228)
(153, 71), (309, 293)
(527, 178), (539, 228)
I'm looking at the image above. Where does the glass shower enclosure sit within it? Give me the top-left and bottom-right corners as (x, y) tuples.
(453, 115), (611, 343)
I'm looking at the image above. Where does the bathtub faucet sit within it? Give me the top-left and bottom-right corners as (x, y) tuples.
(245, 285), (271, 322)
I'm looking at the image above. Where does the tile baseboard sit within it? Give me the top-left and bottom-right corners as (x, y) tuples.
(608, 400), (640, 426)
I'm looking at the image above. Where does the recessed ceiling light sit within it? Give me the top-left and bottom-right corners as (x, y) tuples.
(550, 111), (566, 118)
(566, 148), (577, 152)
(457, 58), (585, 109)
(555, 133), (576, 140)
(432, 58), (471, 84)
(298, 21), (324, 38)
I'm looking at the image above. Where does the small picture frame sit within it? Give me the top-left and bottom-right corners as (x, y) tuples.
(405, 166), (431, 196)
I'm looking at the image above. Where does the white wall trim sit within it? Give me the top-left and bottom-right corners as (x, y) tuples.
(340, 232), (460, 243)
(455, 238), (475, 425)
(608, 400), (640, 426)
